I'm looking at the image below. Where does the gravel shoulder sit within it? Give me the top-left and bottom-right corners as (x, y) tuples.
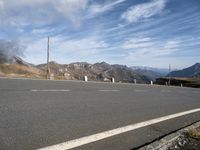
(139, 121), (200, 150)
(167, 125), (200, 150)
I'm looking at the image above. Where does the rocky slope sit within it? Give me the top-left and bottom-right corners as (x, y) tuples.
(37, 61), (151, 83)
(167, 63), (200, 77)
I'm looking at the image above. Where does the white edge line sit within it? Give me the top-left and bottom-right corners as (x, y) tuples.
(37, 108), (200, 150)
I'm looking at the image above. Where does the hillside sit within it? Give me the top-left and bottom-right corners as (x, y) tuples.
(37, 61), (151, 83)
(167, 63), (200, 77)
(0, 54), (45, 78)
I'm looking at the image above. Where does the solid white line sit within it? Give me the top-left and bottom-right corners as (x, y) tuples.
(37, 108), (200, 150)
(99, 90), (120, 92)
(31, 89), (70, 92)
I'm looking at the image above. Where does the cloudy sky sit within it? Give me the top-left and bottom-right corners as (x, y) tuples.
(0, 0), (199, 68)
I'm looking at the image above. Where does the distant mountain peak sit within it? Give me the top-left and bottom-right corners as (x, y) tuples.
(130, 66), (169, 75)
(168, 63), (200, 78)
(193, 62), (200, 67)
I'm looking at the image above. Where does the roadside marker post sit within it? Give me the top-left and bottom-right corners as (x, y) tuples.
(84, 76), (88, 82)
(111, 77), (115, 83)
(134, 79), (137, 84)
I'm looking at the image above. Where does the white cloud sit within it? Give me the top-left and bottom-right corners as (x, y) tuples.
(31, 29), (54, 35)
(87, 0), (126, 18)
(0, 0), (3, 8)
(31, 26), (65, 35)
(121, 0), (167, 23)
(52, 36), (108, 56)
(0, 0), (89, 27)
(23, 38), (47, 64)
(24, 36), (108, 64)
(54, 0), (89, 27)
(124, 38), (181, 59)
(122, 37), (153, 49)
(105, 24), (126, 33)
(0, 0), (127, 28)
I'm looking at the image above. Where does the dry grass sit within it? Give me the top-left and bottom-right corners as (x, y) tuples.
(185, 127), (200, 140)
(0, 64), (45, 78)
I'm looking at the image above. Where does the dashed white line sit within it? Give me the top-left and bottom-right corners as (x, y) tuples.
(161, 90), (171, 93)
(99, 90), (120, 92)
(37, 108), (200, 150)
(192, 91), (200, 94)
(31, 89), (70, 92)
(134, 90), (147, 92)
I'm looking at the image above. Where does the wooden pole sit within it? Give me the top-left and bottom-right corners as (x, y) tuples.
(47, 36), (50, 79)
(168, 64), (171, 86)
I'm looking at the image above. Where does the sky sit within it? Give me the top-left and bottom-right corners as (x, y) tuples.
(0, 0), (199, 68)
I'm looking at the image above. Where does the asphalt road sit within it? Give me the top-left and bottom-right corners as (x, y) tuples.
(0, 78), (200, 150)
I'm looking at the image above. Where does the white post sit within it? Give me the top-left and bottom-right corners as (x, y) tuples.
(50, 73), (54, 80)
(134, 79), (137, 84)
(150, 81), (153, 85)
(180, 83), (183, 87)
(84, 76), (88, 82)
(111, 77), (115, 83)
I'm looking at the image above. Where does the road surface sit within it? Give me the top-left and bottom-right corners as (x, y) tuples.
(0, 78), (200, 150)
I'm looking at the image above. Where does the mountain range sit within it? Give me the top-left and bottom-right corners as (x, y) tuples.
(0, 54), (199, 83)
(130, 66), (169, 75)
(0, 55), (152, 83)
(37, 61), (151, 83)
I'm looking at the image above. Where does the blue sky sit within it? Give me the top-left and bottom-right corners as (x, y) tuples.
(0, 0), (199, 68)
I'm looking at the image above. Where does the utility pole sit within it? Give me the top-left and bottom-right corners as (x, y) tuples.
(46, 36), (50, 79)
(168, 64), (171, 86)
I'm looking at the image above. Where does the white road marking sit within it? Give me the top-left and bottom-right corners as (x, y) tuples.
(134, 90), (146, 92)
(192, 91), (200, 94)
(161, 90), (171, 93)
(37, 108), (200, 150)
(31, 89), (70, 92)
(178, 91), (186, 93)
(99, 90), (120, 92)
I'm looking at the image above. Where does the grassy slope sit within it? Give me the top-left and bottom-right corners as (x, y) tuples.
(0, 64), (45, 78)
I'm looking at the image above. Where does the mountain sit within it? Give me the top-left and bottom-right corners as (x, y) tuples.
(133, 69), (163, 81)
(0, 54), (164, 83)
(36, 61), (151, 83)
(167, 63), (200, 77)
(130, 66), (168, 81)
(131, 66), (169, 75)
